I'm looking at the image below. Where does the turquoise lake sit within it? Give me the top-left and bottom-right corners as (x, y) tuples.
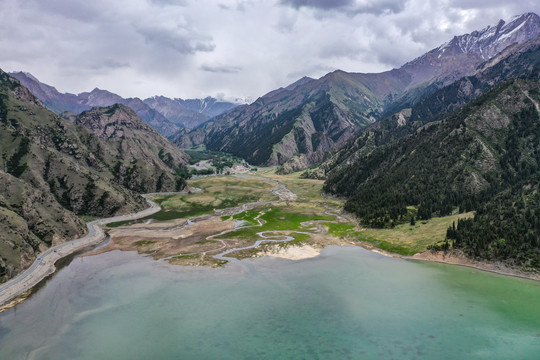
(0, 246), (539, 359)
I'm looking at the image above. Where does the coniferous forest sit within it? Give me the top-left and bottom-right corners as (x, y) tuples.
(324, 78), (540, 268)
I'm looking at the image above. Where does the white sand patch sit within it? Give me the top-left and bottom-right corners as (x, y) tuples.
(258, 245), (320, 260)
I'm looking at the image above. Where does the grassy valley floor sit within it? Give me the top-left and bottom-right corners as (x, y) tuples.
(87, 169), (510, 276)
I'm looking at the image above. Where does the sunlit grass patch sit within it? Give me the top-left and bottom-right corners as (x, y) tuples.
(325, 212), (474, 255)
(149, 176), (278, 220)
(218, 206), (333, 241)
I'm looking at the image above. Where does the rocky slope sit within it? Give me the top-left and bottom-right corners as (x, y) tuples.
(75, 104), (189, 193)
(0, 172), (85, 282)
(0, 69), (187, 282)
(303, 34), (540, 179)
(174, 12), (540, 171)
(325, 78), (540, 202)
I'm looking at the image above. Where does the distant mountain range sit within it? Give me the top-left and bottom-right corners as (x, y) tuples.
(143, 96), (238, 130)
(9, 72), (242, 136)
(174, 12), (540, 171)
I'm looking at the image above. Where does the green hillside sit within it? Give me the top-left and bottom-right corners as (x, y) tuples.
(324, 79), (540, 268)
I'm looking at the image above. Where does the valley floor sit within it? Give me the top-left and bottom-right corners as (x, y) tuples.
(87, 170), (540, 281)
(2, 169), (538, 311)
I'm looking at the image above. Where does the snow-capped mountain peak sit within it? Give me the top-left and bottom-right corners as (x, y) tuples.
(440, 12), (540, 60)
(398, 12), (540, 89)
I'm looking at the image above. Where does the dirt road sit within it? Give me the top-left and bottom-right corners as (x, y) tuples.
(0, 196), (161, 307)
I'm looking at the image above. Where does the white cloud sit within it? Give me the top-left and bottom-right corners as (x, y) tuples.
(0, 0), (538, 100)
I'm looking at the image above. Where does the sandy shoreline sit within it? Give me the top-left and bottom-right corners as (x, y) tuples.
(255, 244), (321, 260)
(257, 242), (539, 282)
(408, 249), (540, 281)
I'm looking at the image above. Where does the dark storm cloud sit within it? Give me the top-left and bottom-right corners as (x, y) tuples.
(280, 0), (353, 10)
(149, 0), (188, 6)
(1, 0), (538, 100)
(281, 0), (406, 15)
(136, 25), (215, 54)
(200, 64), (243, 73)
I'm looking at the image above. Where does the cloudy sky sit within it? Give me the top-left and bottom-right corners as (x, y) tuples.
(1, 0), (538, 101)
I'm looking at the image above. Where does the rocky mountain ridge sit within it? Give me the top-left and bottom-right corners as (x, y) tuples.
(437, 12), (540, 61)
(302, 34), (540, 179)
(143, 95), (239, 130)
(9, 72), (240, 136)
(175, 12), (540, 171)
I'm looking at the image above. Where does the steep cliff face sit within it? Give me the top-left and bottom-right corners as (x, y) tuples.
(75, 104), (189, 194)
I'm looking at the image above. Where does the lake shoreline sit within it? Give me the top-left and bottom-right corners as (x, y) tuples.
(2, 240), (538, 314)
(349, 240), (540, 281)
(408, 249), (540, 281)
(2, 182), (539, 312)
(2, 244), (539, 359)
(0, 195), (163, 309)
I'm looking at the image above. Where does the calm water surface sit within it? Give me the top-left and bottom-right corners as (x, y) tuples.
(0, 246), (539, 359)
